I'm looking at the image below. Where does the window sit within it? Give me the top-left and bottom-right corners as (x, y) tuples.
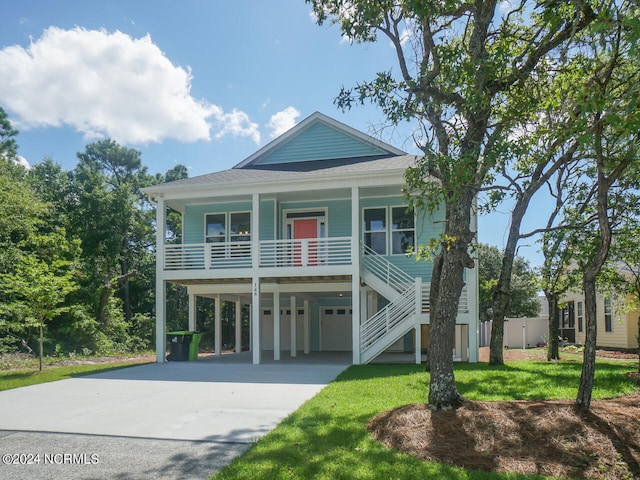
(205, 214), (225, 243)
(363, 208), (387, 255)
(391, 207), (415, 255)
(363, 206), (415, 255)
(604, 297), (612, 332)
(230, 212), (251, 242)
(205, 212), (251, 243)
(577, 301), (583, 333)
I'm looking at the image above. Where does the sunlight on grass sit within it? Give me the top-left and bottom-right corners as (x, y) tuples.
(213, 358), (636, 480)
(0, 362), (150, 391)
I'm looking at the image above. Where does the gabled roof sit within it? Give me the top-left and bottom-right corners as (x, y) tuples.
(233, 112), (406, 169)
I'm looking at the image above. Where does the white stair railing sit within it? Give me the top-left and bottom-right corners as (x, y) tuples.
(360, 284), (416, 357)
(361, 244), (414, 294)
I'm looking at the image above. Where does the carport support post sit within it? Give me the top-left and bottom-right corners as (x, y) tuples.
(155, 196), (166, 364)
(290, 296), (297, 357)
(252, 276), (261, 364)
(351, 186), (361, 364)
(303, 299), (310, 354)
(215, 295), (222, 356)
(415, 325), (421, 364)
(274, 292), (281, 361)
(188, 293), (196, 332)
(235, 299), (242, 354)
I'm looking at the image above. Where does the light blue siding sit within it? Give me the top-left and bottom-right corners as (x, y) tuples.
(255, 123), (387, 165)
(279, 199), (352, 237)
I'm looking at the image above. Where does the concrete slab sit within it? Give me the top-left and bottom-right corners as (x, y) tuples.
(0, 359), (349, 479)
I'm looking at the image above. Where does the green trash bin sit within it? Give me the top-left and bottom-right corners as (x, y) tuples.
(166, 331), (192, 361)
(188, 332), (202, 361)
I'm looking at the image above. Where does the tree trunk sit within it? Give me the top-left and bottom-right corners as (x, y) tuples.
(546, 293), (560, 361)
(489, 192), (534, 365)
(428, 192), (474, 410)
(576, 276), (598, 410)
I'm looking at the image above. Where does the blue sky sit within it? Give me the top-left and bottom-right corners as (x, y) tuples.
(0, 0), (545, 266)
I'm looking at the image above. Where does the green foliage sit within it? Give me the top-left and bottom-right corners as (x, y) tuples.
(0, 106), (19, 159)
(478, 244), (541, 321)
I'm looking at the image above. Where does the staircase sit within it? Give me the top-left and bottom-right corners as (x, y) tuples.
(359, 245), (424, 364)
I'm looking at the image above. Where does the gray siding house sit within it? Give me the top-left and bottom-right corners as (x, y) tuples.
(143, 112), (479, 364)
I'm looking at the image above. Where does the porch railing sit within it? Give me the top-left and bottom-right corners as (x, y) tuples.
(163, 237), (352, 271)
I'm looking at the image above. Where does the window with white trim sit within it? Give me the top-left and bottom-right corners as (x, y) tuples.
(391, 206), (415, 255)
(577, 301), (583, 333)
(604, 297), (613, 332)
(363, 207), (387, 255)
(363, 206), (415, 255)
(205, 212), (251, 243)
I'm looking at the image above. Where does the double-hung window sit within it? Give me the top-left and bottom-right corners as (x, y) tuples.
(577, 301), (583, 333)
(363, 206), (415, 255)
(604, 297), (613, 332)
(391, 207), (415, 255)
(364, 208), (387, 255)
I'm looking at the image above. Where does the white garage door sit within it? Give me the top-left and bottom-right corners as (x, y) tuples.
(320, 308), (352, 351)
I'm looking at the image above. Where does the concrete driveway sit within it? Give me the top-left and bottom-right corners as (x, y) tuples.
(0, 356), (349, 479)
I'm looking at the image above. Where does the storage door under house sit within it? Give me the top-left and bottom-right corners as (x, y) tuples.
(319, 307), (352, 351)
(260, 308), (306, 351)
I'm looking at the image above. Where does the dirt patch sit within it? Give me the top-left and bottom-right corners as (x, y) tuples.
(479, 346), (639, 363)
(369, 394), (640, 479)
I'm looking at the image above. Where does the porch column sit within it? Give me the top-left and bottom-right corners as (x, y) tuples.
(351, 186), (361, 364)
(415, 326), (421, 364)
(188, 293), (196, 332)
(252, 276), (261, 364)
(303, 299), (310, 354)
(215, 295), (222, 356)
(290, 295), (297, 357)
(274, 291), (281, 361)
(155, 196), (166, 363)
(235, 299), (242, 354)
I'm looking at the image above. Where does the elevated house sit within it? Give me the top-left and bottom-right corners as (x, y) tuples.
(143, 112), (479, 364)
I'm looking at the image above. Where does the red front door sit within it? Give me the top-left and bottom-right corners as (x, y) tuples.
(293, 219), (317, 266)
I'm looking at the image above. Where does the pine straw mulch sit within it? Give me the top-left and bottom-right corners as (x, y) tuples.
(369, 391), (640, 479)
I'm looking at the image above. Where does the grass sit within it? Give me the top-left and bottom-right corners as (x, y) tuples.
(0, 361), (151, 391)
(212, 358), (638, 480)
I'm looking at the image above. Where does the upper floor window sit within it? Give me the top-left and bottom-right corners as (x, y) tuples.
(206, 212), (251, 243)
(205, 213), (226, 243)
(391, 207), (415, 255)
(364, 208), (387, 255)
(604, 297), (613, 332)
(363, 206), (415, 255)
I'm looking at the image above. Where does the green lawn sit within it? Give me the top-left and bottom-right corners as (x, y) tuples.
(0, 361), (151, 391)
(212, 358), (638, 480)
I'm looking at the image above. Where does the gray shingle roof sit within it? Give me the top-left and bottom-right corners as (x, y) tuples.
(155, 154), (418, 189)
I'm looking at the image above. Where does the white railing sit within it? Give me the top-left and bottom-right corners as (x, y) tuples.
(163, 237), (352, 271)
(259, 237), (351, 268)
(361, 244), (414, 293)
(419, 282), (468, 314)
(360, 285), (416, 352)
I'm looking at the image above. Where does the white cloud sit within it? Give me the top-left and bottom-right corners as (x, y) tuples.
(0, 27), (259, 145)
(266, 107), (300, 138)
(15, 155), (30, 169)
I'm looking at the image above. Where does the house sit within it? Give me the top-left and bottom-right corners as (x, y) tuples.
(561, 288), (639, 350)
(143, 112), (479, 365)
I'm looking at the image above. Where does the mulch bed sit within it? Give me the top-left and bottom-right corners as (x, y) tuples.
(369, 394), (640, 479)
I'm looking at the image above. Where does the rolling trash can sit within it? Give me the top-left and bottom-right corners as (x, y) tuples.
(166, 331), (193, 361)
(188, 332), (202, 361)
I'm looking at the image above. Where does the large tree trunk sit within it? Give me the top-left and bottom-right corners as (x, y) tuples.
(428, 192), (474, 410)
(546, 292), (561, 361)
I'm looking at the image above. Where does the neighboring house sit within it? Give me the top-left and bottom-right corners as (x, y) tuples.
(143, 112), (479, 365)
(561, 289), (639, 350)
(479, 296), (548, 349)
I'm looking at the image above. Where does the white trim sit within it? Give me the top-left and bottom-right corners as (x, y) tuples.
(204, 210), (252, 244)
(283, 207), (328, 240)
